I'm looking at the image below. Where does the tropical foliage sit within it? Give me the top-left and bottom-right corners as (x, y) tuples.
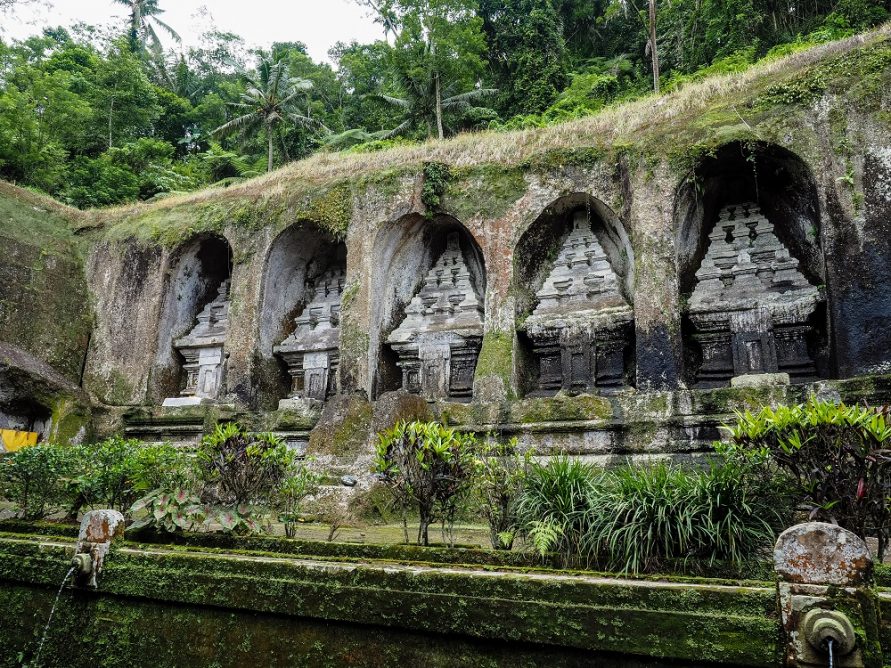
(1, 0), (886, 206)
(723, 399), (891, 558)
(373, 420), (476, 545)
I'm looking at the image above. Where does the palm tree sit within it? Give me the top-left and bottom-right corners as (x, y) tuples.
(371, 70), (496, 140)
(214, 59), (321, 173)
(113, 0), (180, 55)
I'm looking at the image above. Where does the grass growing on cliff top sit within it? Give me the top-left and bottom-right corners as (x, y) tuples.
(83, 24), (890, 225)
(0, 182), (84, 251)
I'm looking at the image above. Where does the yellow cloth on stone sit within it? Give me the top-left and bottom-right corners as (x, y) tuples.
(0, 429), (38, 452)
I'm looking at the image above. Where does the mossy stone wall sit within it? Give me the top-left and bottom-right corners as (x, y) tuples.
(0, 533), (780, 667)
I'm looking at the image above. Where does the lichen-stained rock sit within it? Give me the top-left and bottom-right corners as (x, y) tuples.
(774, 522), (872, 586)
(387, 233), (484, 401)
(687, 203), (823, 387)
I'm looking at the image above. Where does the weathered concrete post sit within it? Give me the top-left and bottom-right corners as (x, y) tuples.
(774, 522), (883, 667)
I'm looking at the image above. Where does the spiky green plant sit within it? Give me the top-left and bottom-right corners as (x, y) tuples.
(515, 456), (600, 566)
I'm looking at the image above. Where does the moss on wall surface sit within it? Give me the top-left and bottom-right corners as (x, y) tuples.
(0, 189), (91, 383)
(0, 534), (780, 667)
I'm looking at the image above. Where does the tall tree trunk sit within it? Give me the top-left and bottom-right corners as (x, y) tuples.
(434, 70), (444, 140)
(267, 131), (274, 172)
(107, 92), (116, 149)
(649, 0), (660, 94)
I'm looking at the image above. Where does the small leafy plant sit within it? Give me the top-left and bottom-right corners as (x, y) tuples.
(129, 489), (206, 533)
(373, 421), (476, 546)
(472, 437), (530, 550)
(274, 456), (324, 539)
(724, 398), (891, 557)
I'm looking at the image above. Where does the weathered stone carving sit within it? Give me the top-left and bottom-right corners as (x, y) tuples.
(163, 280), (230, 406)
(387, 233), (483, 401)
(774, 523), (878, 667)
(521, 211), (633, 395)
(274, 267), (344, 406)
(688, 203), (823, 387)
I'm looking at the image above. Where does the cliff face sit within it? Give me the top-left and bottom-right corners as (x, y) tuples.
(0, 184), (92, 441)
(0, 30), (889, 453)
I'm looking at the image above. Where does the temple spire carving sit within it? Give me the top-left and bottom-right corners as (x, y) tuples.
(521, 211), (633, 395)
(387, 233), (484, 401)
(687, 202), (823, 386)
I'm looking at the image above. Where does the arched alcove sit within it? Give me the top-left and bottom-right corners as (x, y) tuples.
(0, 396), (51, 442)
(153, 234), (233, 404)
(514, 194), (636, 396)
(675, 142), (830, 387)
(257, 224), (347, 408)
(369, 214), (486, 401)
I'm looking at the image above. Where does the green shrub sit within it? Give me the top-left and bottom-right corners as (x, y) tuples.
(197, 423), (290, 509)
(586, 460), (790, 574)
(724, 399), (891, 558)
(373, 421), (476, 546)
(274, 456), (324, 539)
(473, 438), (530, 550)
(66, 439), (192, 517)
(515, 456), (599, 566)
(0, 444), (77, 520)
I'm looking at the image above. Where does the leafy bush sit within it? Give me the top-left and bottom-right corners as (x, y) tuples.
(66, 439), (192, 517)
(191, 423), (291, 534)
(586, 460), (790, 573)
(197, 423), (290, 508)
(0, 444), (77, 520)
(274, 456), (324, 539)
(724, 399), (891, 557)
(515, 456), (599, 565)
(373, 421), (476, 546)
(473, 438), (530, 550)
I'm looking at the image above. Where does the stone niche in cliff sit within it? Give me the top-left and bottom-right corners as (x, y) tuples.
(686, 202), (823, 387)
(386, 233), (484, 401)
(158, 234), (233, 407)
(521, 211), (633, 395)
(274, 266), (345, 407)
(515, 196), (635, 397)
(163, 280), (231, 406)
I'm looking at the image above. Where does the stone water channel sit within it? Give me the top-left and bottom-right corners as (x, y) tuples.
(1, 515), (890, 667)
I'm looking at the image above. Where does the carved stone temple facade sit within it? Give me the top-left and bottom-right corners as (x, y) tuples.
(274, 267), (345, 407)
(521, 211), (634, 395)
(387, 233), (484, 401)
(687, 203), (823, 387)
(163, 280), (231, 406)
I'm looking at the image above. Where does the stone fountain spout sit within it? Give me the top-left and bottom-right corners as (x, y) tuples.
(70, 509), (125, 588)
